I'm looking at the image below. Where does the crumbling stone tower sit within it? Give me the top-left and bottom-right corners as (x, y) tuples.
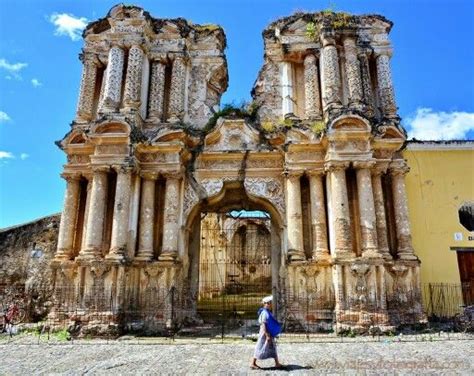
(52, 5), (424, 334)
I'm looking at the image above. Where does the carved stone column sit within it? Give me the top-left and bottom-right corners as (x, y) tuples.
(358, 49), (375, 117)
(390, 163), (417, 260)
(325, 161), (352, 257)
(281, 62), (294, 116)
(308, 170), (329, 260)
(99, 46), (125, 112)
(136, 172), (158, 261)
(55, 173), (81, 260)
(147, 60), (166, 120)
(286, 171), (305, 262)
(371, 166), (391, 259)
(167, 56), (186, 123)
(375, 49), (397, 119)
(78, 167), (109, 260)
(303, 54), (322, 118)
(343, 37), (363, 107)
(354, 161), (380, 258)
(123, 45), (144, 111)
(159, 174), (182, 261)
(76, 53), (98, 122)
(106, 166), (133, 261)
(320, 32), (342, 112)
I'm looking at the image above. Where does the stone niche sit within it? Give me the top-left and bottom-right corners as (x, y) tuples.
(49, 6), (425, 336)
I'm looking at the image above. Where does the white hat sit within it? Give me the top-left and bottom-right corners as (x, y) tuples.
(262, 295), (273, 304)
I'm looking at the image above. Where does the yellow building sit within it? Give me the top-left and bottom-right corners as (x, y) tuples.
(404, 140), (474, 297)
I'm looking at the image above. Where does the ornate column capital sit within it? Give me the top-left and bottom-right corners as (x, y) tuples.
(371, 163), (389, 177)
(140, 171), (159, 181)
(303, 53), (317, 65)
(284, 170), (304, 180)
(353, 160), (376, 170)
(60, 172), (82, 182)
(389, 162), (410, 176)
(112, 164), (134, 174)
(162, 170), (184, 180)
(324, 161), (350, 173)
(307, 169), (325, 177)
(320, 31), (336, 47)
(373, 47), (393, 59)
(91, 165), (110, 174)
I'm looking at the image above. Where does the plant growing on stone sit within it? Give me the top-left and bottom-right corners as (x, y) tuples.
(310, 120), (326, 135)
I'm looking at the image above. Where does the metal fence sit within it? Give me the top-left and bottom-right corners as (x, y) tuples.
(0, 282), (472, 341)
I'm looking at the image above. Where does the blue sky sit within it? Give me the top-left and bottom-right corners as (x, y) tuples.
(0, 0), (473, 228)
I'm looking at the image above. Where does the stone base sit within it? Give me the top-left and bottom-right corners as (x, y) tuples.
(158, 252), (178, 262)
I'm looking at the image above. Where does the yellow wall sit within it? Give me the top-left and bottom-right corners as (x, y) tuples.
(403, 144), (474, 285)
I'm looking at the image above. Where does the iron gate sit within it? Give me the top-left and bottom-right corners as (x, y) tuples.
(197, 214), (272, 321)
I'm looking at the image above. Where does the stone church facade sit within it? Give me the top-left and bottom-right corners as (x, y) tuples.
(52, 5), (424, 333)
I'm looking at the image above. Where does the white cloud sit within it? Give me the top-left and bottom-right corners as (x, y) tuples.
(49, 13), (88, 41)
(31, 78), (42, 87)
(0, 111), (11, 123)
(20, 153), (29, 160)
(0, 58), (28, 79)
(406, 108), (474, 141)
(0, 151), (14, 159)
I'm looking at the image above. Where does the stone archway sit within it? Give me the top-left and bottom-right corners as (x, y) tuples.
(184, 181), (284, 321)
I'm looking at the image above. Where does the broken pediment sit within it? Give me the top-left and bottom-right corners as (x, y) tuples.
(204, 118), (261, 152)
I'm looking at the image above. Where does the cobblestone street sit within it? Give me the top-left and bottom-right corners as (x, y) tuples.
(0, 335), (473, 375)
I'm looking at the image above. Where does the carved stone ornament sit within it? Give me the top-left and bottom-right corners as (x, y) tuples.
(90, 263), (110, 279)
(244, 177), (285, 216)
(183, 181), (199, 218)
(60, 264), (79, 282)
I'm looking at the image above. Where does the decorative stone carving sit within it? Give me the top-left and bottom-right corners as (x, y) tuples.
(375, 51), (397, 118)
(303, 54), (322, 118)
(167, 56), (186, 123)
(343, 37), (363, 106)
(244, 177), (285, 216)
(320, 33), (342, 111)
(358, 50), (375, 117)
(76, 54), (98, 122)
(147, 60), (166, 120)
(308, 171), (329, 259)
(183, 181), (199, 218)
(123, 45), (144, 110)
(371, 167), (391, 259)
(160, 175), (182, 260)
(100, 46), (125, 111)
(201, 178), (224, 198)
(136, 172), (158, 261)
(285, 171), (305, 261)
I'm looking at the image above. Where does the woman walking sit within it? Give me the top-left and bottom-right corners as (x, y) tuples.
(250, 295), (284, 369)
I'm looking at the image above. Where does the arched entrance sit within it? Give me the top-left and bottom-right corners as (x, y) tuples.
(185, 181), (283, 322)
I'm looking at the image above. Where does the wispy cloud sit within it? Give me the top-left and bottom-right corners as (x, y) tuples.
(0, 151), (14, 159)
(406, 108), (474, 140)
(0, 111), (11, 123)
(0, 58), (28, 79)
(20, 153), (29, 160)
(31, 78), (42, 87)
(49, 13), (88, 41)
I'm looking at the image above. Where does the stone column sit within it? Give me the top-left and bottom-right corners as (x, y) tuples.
(76, 53), (98, 122)
(78, 167), (109, 260)
(136, 172), (158, 261)
(375, 49), (397, 119)
(106, 166), (133, 261)
(159, 174), (182, 261)
(147, 60), (166, 120)
(390, 163), (417, 260)
(281, 62), (294, 116)
(99, 46), (125, 112)
(303, 54), (322, 119)
(308, 170), (329, 260)
(55, 173), (81, 260)
(320, 32), (342, 112)
(343, 37), (363, 107)
(286, 171), (305, 262)
(123, 45), (144, 111)
(325, 162), (352, 257)
(167, 56), (186, 123)
(354, 161), (380, 258)
(358, 50), (375, 117)
(371, 166), (391, 259)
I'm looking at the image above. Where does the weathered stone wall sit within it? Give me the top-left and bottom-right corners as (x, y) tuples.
(0, 214), (60, 319)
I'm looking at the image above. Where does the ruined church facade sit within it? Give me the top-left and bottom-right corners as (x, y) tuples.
(52, 5), (424, 332)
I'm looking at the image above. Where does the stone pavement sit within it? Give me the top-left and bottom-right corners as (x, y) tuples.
(0, 335), (473, 375)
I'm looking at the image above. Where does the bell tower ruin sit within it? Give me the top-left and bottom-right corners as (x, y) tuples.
(52, 5), (424, 334)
